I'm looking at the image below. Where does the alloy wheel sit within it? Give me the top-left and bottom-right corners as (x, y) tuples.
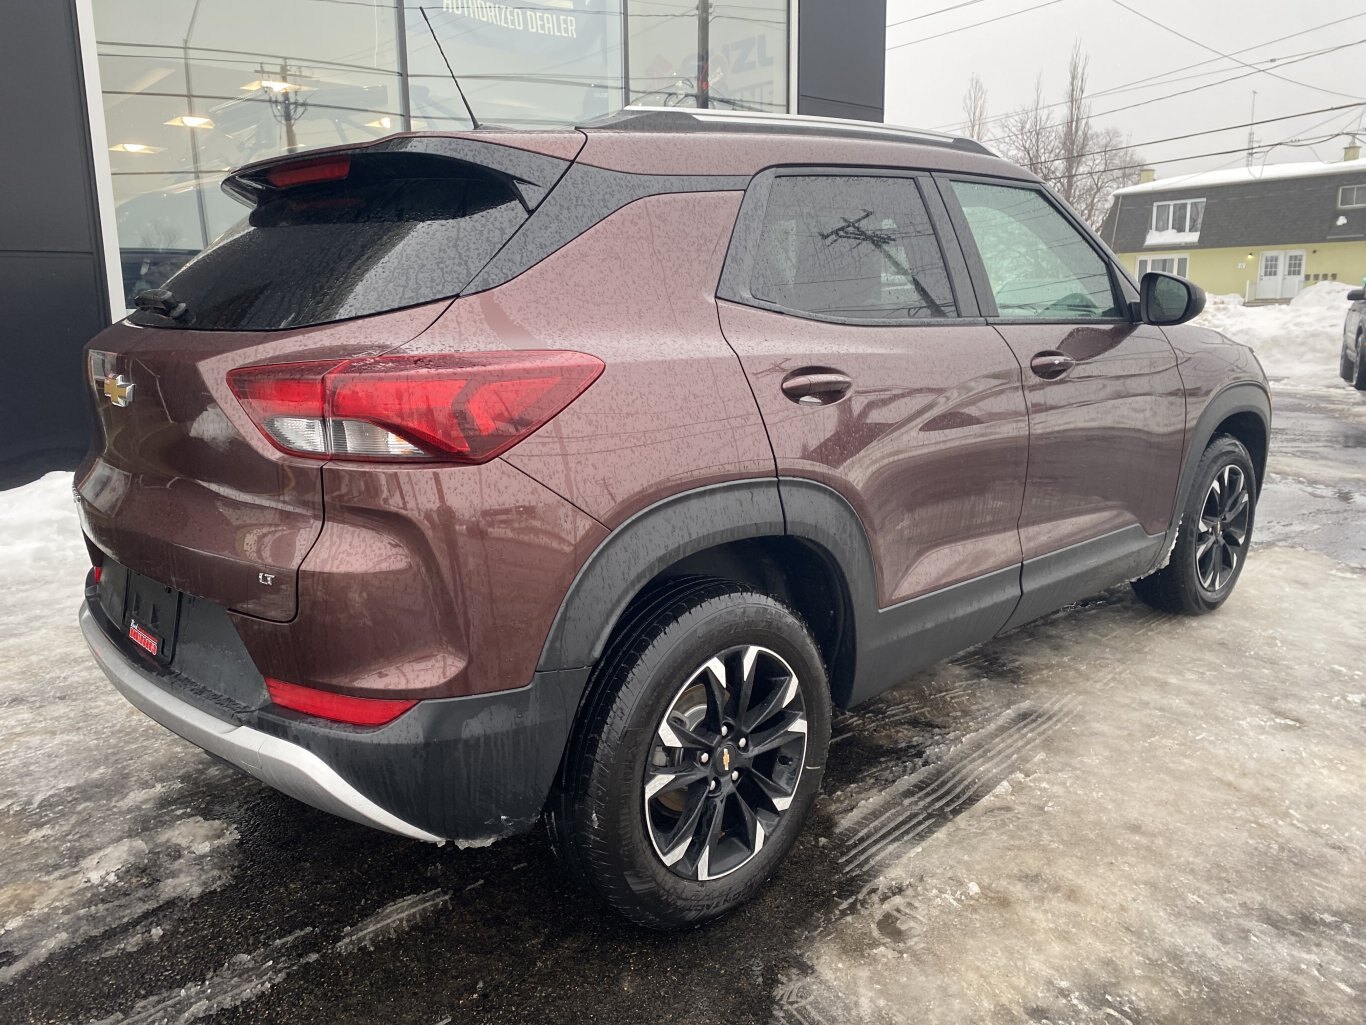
(1195, 463), (1251, 592)
(644, 645), (808, 881)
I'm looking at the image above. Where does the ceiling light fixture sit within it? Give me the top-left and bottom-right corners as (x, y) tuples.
(366, 117), (392, 129)
(165, 115), (215, 128)
(109, 143), (164, 154)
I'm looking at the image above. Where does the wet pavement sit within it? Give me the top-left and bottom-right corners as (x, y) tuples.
(4, 376), (1366, 1025)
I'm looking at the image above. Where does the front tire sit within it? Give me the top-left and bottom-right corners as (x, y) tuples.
(546, 579), (831, 930)
(1133, 435), (1257, 615)
(1354, 333), (1366, 391)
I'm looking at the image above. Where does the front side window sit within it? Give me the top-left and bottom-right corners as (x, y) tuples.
(1340, 184), (1366, 209)
(951, 181), (1120, 320)
(749, 175), (957, 321)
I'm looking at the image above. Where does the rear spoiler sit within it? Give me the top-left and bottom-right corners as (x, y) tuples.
(222, 132), (585, 213)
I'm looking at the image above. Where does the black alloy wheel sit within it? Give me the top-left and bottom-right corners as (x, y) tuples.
(1193, 462), (1252, 592)
(1133, 435), (1258, 615)
(644, 644), (808, 882)
(546, 578), (831, 930)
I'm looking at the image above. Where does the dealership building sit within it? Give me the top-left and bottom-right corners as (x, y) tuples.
(2, 0), (886, 483)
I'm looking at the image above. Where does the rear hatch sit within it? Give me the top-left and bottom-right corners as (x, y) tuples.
(78, 133), (581, 622)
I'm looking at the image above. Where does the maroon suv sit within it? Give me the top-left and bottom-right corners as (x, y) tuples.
(77, 108), (1270, 929)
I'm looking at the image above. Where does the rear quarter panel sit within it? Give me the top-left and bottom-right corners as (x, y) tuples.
(405, 189), (775, 528)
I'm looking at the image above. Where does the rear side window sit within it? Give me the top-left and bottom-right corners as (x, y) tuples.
(749, 175), (957, 322)
(950, 181), (1120, 320)
(141, 154), (528, 331)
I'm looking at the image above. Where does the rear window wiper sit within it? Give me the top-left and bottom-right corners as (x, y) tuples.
(133, 288), (189, 321)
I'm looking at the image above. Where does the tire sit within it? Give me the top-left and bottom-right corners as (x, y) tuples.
(1354, 333), (1366, 391)
(546, 578), (831, 930)
(1133, 435), (1257, 615)
(1341, 339), (1355, 383)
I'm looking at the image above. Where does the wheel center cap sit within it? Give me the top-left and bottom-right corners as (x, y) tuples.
(715, 743), (739, 776)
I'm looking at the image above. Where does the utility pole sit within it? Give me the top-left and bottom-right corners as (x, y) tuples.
(696, 0), (710, 108)
(1246, 90), (1258, 167)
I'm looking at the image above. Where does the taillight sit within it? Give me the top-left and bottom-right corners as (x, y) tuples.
(227, 352), (603, 463)
(266, 678), (416, 727)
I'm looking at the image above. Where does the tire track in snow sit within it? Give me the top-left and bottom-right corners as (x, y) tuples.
(772, 604), (1172, 1024)
(837, 696), (1078, 877)
(334, 889), (451, 953)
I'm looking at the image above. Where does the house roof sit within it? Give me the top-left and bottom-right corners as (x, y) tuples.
(1100, 158), (1366, 252)
(1112, 158), (1366, 197)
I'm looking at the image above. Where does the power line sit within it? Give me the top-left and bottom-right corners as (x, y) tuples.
(1051, 133), (1348, 181)
(938, 12), (1366, 132)
(887, 0), (996, 29)
(1035, 101), (1364, 166)
(1052, 106), (1365, 182)
(888, 0), (1065, 51)
(1083, 38), (1366, 122)
(1106, 0), (1366, 103)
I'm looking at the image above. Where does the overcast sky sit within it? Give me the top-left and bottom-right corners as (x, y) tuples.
(883, 0), (1366, 181)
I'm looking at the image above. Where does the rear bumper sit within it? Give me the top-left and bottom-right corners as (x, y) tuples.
(80, 601), (590, 844)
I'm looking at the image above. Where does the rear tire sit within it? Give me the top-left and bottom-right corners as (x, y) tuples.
(546, 579), (831, 930)
(1133, 435), (1257, 615)
(1341, 340), (1355, 382)
(1354, 333), (1366, 391)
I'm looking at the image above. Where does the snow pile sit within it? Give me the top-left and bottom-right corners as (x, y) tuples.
(0, 470), (84, 579)
(1194, 281), (1355, 383)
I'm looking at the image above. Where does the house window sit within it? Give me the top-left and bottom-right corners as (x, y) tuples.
(1137, 256), (1189, 277)
(1151, 199), (1205, 235)
(1341, 185), (1366, 209)
(1286, 253), (1304, 278)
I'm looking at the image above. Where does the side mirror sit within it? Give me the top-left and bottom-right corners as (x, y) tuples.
(1140, 272), (1206, 327)
(1349, 289), (1365, 302)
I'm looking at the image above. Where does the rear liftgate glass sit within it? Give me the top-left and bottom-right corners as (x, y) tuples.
(130, 149), (534, 332)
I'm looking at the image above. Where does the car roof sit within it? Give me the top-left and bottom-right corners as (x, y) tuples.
(572, 106), (1031, 180)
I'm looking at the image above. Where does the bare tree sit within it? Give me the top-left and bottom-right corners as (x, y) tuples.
(1056, 43), (1093, 208)
(997, 76), (1059, 176)
(961, 73), (989, 142)
(977, 45), (1143, 230)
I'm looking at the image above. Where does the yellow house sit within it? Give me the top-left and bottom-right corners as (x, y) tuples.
(1100, 146), (1366, 301)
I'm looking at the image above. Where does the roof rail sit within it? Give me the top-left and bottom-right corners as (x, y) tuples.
(582, 105), (992, 155)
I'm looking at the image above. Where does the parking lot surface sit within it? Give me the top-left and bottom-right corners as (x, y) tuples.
(4, 379), (1365, 1025)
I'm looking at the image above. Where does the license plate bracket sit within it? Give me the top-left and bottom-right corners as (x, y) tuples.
(123, 571), (182, 666)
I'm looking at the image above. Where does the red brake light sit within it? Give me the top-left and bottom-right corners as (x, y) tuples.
(227, 351), (603, 463)
(92, 566), (103, 585)
(266, 678), (416, 727)
(265, 155), (351, 189)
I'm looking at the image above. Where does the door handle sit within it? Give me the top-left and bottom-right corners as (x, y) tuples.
(781, 369), (853, 406)
(1030, 351), (1077, 381)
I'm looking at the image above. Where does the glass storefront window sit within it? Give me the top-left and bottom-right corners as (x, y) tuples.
(408, 2), (625, 129)
(627, 0), (788, 112)
(94, 0), (788, 308)
(96, 0), (405, 306)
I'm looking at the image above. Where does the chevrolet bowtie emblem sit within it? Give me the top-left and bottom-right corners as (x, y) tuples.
(102, 374), (135, 407)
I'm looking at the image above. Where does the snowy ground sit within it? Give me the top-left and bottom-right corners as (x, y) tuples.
(4, 297), (1366, 1024)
